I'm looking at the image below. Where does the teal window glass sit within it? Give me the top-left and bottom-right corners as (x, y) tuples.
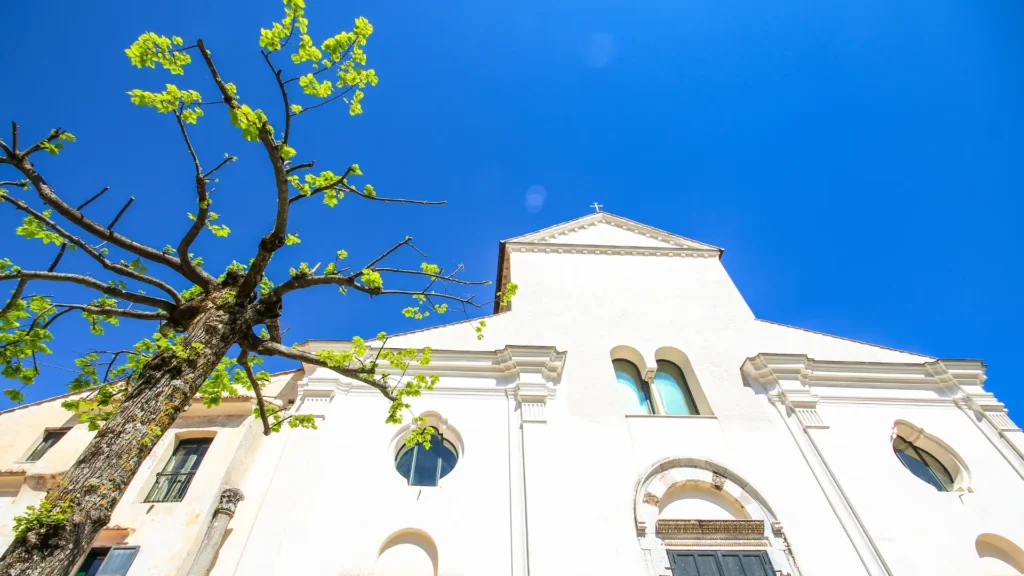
(613, 359), (653, 414)
(654, 361), (699, 415)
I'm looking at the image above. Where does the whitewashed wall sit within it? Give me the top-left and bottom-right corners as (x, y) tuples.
(2, 214), (1022, 576)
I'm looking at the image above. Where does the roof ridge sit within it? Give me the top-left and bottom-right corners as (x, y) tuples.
(503, 212), (722, 253)
(755, 318), (934, 359)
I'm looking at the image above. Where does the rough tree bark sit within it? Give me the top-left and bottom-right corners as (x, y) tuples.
(0, 288), (251, 576)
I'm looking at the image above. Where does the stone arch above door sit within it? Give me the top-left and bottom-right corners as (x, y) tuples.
(633, 457), (801, 576)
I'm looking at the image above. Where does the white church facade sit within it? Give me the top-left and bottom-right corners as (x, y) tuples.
(2, 212), (1024, 576)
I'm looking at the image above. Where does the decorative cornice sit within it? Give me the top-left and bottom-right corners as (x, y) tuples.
(505, 242), (720, 259)
(502, 212), (723, 255)
(296, 346), (567, 415)
(742, 353), (1016, 429)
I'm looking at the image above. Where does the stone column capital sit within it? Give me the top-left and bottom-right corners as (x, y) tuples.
(216, 487), (245, 517)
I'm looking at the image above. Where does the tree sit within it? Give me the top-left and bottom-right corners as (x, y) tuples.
(0, 2), (513, 574)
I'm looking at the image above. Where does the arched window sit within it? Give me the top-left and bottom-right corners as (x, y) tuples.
(654, 360), (698, 415)
(395, 427), (458, 487)
(613, 359), (653, 415)
(893, 434), (954, 492)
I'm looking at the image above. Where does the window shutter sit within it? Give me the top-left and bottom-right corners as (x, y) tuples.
(669, 551), (774, 576)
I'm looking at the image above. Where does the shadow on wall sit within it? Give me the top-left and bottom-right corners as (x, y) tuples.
(373, 528), (438, 576)
(976, 533), (1024, 575)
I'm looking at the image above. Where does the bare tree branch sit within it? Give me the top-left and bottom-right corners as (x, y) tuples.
(197, 39), (291, 301)
(0, 270), (176, 312)
(106, 196), (134, 230)
(373, 268), (492, 286)
(290, 86), (355, 117)
(8, 121), (18, 155)
(0, 242), (64, 319)
(261, 50), (293, 145)
(238, 349), (272, 435)
(2, 150), (192, 276)
(174, 113), (219, 289)
(252, 338), (396, 401)
(0, 191), (183, 304)
(76, 187), (110, 211)
(49, 303), (169, 321)
(361, 236), (414, 271)
(202, 156), (234, 179)
(288, 172), (445, 206)
(20, 127), (66, 157)
(286, 161), (315, 174)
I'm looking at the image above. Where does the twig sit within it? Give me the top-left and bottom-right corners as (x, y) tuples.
(106, 197), (134, 230)
(0, 191), (182, 304)
(76, 187), (111, 211)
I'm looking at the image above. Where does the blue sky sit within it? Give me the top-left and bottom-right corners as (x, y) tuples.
(1, 0), (1021, 413)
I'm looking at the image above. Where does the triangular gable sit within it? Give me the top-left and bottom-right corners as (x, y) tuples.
(503, 212), (722, 254)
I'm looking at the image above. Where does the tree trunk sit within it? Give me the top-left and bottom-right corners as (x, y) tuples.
(0, 297), (251, 576)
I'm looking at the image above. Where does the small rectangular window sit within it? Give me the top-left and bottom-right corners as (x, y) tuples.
(144, 438), (212, 503)
(75, 547), (138, 576)
(25, 428), (70, 462)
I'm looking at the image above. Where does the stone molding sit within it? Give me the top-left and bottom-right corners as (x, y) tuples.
(506, 243), (720, 259)
(501, 212), (723, 256)
(741, 354), (1017, 430)
(294, 345), (567, 421)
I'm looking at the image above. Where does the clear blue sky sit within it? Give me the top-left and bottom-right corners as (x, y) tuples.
(1, 0), (1021, 414)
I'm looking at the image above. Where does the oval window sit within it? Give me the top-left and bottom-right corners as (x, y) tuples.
(893, 434), (955, 492)
(395, 427), (458, 487)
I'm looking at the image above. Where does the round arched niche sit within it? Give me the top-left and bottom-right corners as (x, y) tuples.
(373, 528), (438, 576)
(976, 533), (1024, 575)
(892, 420), (971, 493)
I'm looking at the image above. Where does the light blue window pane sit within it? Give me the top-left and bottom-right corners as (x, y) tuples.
(654, 361), (698, 415)
(97, 548), (138, 576)
(613, 360), (652, 414)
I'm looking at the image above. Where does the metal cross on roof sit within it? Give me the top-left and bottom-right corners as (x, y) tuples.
(590, 202), (603, 213)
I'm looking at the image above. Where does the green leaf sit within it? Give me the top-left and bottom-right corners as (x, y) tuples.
(298, 73), (334, 98)
(278, 144), (297, 160)
(359, 269), (383, 290)
(229, 105), (273, 142)
(3, 389), (24, 403)
(16, 210), (65, 246)
(125, 32), (191, 74)
(285, 232), (301, 246)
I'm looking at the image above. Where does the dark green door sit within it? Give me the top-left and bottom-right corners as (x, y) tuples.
(668, 550), (775, 576)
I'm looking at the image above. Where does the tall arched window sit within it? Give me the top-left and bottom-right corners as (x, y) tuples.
(395, 427), (458, 487)
(654, 360), (699, 415)
(893, 435), (954, 492)
(613, 359), (653, 415)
